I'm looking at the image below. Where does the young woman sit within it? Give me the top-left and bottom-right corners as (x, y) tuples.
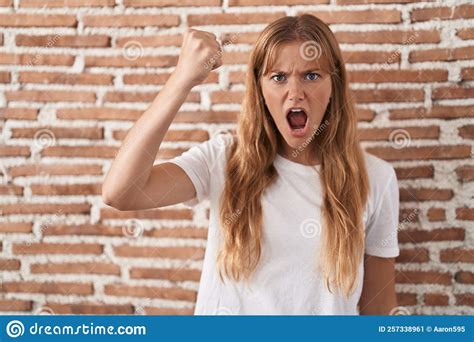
(102, 14), (400, 315)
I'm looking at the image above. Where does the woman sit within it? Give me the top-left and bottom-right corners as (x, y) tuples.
(102, 14), (400, 315)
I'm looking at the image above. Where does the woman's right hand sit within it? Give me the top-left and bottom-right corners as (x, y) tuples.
(173, 28), (223, 89)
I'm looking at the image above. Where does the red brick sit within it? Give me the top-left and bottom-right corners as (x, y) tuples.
(343, 50), (401, 64)
(396, 248), (429, 263)
(455, 165), (474, 182)
(123, 72), (218, 85)
(19, 71), (113, 85)
(455, 271), (474, 284)
(41, 146), (117, 158)
(0, 146), (31, 157)
(427, 208), (445, 222)
(57, 108), (142, 121)
(0, 71), (10, 83)
(31, 262), (120, 275)
(395, 165), (434, 180)
(5, 90), (95, 102)
(339, 0), (431, 3)
(16, 35), (110, 47)
(0, 184), (23, 196)
(45, 302), (133, 314)
(456, 208), (474, 221)
(458, 125), (474, 139)
(230, 0), (321, 5)
(0, 203), (90, 215)
(21, 0), (115, 6)
(101, 207), (193, 220)
(348, 69), (447, 83)
(126, 0), (221, 6)
(400, 188), (453, 201)
(117, 34), (182, 48)
(455, 293), (473, 306)
(114, 245), (204, 259)
(457, 28), (474, 40)
(352, 88), (424, 103)
(409, 46), (474, 63)
(0, 53), (74, 66)
(0, 299), (32, 312)
(114, 129), (209, 142)
(0, 14), (76, 27)
(0, 108), (38, 120)
(85, 55), (177, 68)
(11, 126), (103, 140)
(0, 222), (32, 233)
(0, 258), (21, 270)
(461, 67), (474, 80)
(396, 270), (451, 285)
(440, 248), (474, 263)
(188, 12), (285, 25)
(104, 91), (199, 103)
(105, 284), (196, 301)
(424, 293), (449, 306)
(356, 108), (375, 121)
(1, 281), (93, 295)
(143, 306), (194, 315)
(13, 242), (103, 255)
(10, 163), (103, 177)
(130, 267), (201, 281)
(336, 30), (439, 44)
(359, 126), (439, 141)
(31, 183), (102, 196)
(83, 15), (179, 28)
(366, 145), (471, 161)
(432, 86), (474, 100)
(390, 105), (474, 120)
(411, 5), (474, 22)
(399, 228), (465, 243)
(396, 292), (417, 306)
(303, 9), (401, 24)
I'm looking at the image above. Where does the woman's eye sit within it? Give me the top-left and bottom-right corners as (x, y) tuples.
(306, 72), (320, 81)
(271, 74), (285, 82)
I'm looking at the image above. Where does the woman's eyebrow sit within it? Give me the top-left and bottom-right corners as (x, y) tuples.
(270, 69), (322, 73)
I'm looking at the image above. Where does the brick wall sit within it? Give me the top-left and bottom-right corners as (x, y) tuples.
(0, 0), (472, 315)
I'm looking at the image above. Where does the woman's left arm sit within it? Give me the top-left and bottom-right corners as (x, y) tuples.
(358, 254), (398, 315)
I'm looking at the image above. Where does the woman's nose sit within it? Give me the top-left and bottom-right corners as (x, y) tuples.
(288, 79), (305, 101)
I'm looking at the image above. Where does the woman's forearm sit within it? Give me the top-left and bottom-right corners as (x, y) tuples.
(101, 72), (193, 207)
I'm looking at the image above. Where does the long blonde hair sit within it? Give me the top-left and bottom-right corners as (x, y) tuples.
(217, 14), (369, 297)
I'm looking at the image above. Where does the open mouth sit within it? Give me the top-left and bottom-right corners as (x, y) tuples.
(286, 108), (308, 133)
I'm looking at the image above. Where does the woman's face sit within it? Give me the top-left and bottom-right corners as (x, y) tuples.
(260, 41), (332, 164)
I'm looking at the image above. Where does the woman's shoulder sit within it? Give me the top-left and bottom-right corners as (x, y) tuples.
(363, 151), (396, 180)
(362, 151), (398, 196)
(192, 130), (235, 169)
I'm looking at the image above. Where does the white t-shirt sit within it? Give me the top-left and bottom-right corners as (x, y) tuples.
(168, 132), (400, 315)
